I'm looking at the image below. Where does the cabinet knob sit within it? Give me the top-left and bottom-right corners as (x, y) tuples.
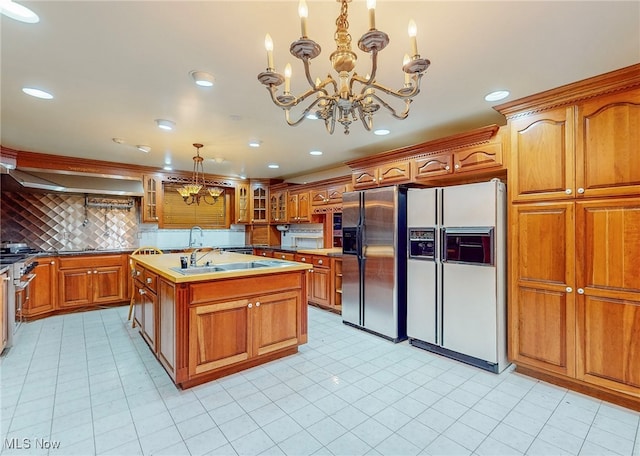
(256, 301), (261, 307)
(87, 271), (92, 274)
(50, 261), (55, 265)
(566, 287), (572, 293)
(577, 187), (585, 194)
(301, 257), (306, 262)
(454, 163), (460, 169)
(146, 278), (152, 283)
(248, 303), (253, 308)
(445, 165), (450, 171)
(318, 259), (323, 265)
(262, 253), (267, 256)
(577, 288), (585, 295)
(565, 188), (572, 195)
(94, 270), (98, 274)
(139, 289), (146, 295)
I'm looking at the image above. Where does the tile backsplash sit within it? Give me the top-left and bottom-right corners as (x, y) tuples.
(0, 192), (246, 252)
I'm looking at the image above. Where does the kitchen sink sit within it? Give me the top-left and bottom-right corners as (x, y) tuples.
(170, 260), (293, 275)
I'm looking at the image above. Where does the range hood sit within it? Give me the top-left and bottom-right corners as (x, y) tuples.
(2, 168), (144, 196)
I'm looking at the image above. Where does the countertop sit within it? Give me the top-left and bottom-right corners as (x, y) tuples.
(132, 251), (312, 284)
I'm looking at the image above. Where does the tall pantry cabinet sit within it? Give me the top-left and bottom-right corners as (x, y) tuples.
(496, 64), (640, 409)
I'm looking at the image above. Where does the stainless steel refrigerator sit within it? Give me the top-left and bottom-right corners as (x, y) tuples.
(406, 179), (509, 373)
(342, 186), (407, 342)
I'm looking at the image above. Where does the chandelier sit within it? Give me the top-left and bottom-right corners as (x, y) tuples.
(176, 143), (224, 205)
(257, 0), (430, 135)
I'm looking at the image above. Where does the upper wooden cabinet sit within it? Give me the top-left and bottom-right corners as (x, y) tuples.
(288, 191), (310, 222)
(250, 181), (269, 224)
(270, 190), (287, 223)
(310, 181), (352, 206)
(234, 182), (251, 224)
(576, 89), (640, 198)
(142, 174), (162, 223)
(509, 106), (575, 202)
(413, 142), (503, 181)
(352, 161), (411, 189)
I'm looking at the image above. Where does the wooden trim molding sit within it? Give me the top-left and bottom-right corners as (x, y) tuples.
(494, 63), (640, 119)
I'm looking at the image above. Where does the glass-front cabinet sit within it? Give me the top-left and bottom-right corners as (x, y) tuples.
(250, 181), (269, 224)
(142, 174), (162, 223)
(235, 182), (250, 224)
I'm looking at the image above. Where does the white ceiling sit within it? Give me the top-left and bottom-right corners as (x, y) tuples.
(2, 1), (639, 183)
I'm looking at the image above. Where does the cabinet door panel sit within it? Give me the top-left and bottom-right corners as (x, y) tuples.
(58, 269), (92, 307)
(413, 154), (452, 180)
(512, 203), (575, 286)
(310, 267), (331, 307)
(513, 286), (575, 375)
(353, 169), (378, 188)
(93, 267), (124, 303)
(577, 200), (640, 296)
(577, 89), (640, 198)
(577, 295), (640, 390)
(378, 162), (410, 185)
(253, 291), (299, 356)
(28, 261), (56, 316)
(189, 299), (251, 376)
(511, 107), (575, 201)
(453, 143), (503, 173)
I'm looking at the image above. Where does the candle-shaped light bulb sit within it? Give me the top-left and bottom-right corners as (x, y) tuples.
(298, 0), (308, 37)
(403, 54), (411, 85)
(284, 63), (292, 93)
(367, 0), (376, 30)
(265, 34), (274, 69)
(408, 19), (418, 56)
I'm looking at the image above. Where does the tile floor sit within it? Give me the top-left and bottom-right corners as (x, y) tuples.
(1, 306), (639, 456)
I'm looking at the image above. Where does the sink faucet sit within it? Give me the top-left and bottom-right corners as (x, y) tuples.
(189, 226), (203, 247)
(190, 248), (200, 267)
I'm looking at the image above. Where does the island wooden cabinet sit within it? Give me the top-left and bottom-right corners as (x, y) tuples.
(188, 289), (299, 376)
(58, 254), (128, 309)
(24, 257), (57, 318)
(133, 265), (158, 351)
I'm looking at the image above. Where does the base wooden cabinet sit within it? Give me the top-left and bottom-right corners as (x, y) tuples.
(498, 64), (640, 410)
(24, 257), (58, 318)
(309, 257), (331, 308)
(58, 254), (128, 309)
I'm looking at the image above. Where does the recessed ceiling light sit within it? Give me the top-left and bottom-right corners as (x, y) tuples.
(309, 150), (323, 156)
(306, 113), (318, 120)
(136, 145), (151, 153)
(248, 140), (262, 148)
(190, 70), (215, 87)
(374, 129), (390, 136)
(163, 165), (173, 171)
(1, 1), (39, 23)
(268, 164), (280, 169)
(155, 119), (175, 131)
(22, 87), (53, 99)
(484, 90), (510, 102)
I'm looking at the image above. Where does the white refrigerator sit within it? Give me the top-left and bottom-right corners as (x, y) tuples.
(407, 179), (509, 373)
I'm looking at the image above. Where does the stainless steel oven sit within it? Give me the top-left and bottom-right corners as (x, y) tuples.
(1, 252), (38, 348)
(442, 227), (494, 266)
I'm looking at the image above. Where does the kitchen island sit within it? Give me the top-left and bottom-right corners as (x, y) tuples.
(130, 251), (312, 389)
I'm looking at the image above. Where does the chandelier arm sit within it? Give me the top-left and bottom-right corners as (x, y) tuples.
(369, 92), (412, 120)
(350, 50), (379, 93)
(367, 72), (425, 100)
(301, 57), (319, 89)
(283, 97), (324, 126)
(355, 105), (373, 131)
(324, 104), (337, 134)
